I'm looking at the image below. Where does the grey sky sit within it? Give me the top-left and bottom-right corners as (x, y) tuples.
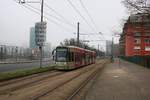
(0, 0), (127, 50)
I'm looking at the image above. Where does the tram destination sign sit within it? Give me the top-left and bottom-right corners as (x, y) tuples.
(35, 22), (47, 46)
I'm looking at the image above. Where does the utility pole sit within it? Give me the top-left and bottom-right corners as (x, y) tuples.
(98, 44), (100, 58)
(0, 46), (3, 61)
(15, 47), (18, 62)
(18, 0), (45, 68)
(39, 0), (44, 68)
(77, 22), (80, 47)
(41, 0), (44, 22)
(111, 37), (114, 62)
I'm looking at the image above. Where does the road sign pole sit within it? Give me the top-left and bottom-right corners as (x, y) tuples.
(17, 0), (46, 68)
(39, 46), (42, 68)
(40, 0), (44, 68)
(35, 22), (46, 68)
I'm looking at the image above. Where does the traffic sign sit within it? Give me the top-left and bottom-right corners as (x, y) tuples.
(35, 22), (47, 46)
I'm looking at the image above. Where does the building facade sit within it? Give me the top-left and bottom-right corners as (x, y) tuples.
(106, 40), (112, 56)
(120, 13), (150, 57)
(30, 27), (37, 49)
(113, 44), (120, 57)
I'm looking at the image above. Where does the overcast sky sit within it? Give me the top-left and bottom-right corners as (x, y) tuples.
(0, 0), (128, 50)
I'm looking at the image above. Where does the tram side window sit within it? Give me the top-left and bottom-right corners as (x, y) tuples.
(69, 52), (74, 62)
(71, 52), (74, 61)
(75, 53), (79, 62)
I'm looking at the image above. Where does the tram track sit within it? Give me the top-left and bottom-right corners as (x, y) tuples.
(32, 60), (107, 100)
(0, 60), (107, 100)
(66, 62), (107, 100)
(0, 70), (56, 86)
(31, 65), (96, 100)
(0, 71), (65, 95)
(0, 63), (96, 100)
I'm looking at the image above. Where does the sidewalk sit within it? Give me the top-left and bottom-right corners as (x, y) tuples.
(86, 58), (150, 100)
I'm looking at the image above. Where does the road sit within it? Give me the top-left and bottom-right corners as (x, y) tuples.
(0, 60), (53, 73)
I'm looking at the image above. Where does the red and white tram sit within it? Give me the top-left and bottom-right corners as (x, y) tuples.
(55, 46), (96, 70)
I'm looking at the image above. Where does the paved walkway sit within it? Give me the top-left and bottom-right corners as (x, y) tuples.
(86, 59), (150, 100)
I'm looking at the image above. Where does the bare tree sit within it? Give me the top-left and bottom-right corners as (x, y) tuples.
(60, 38), (83, 47)
(122, 0), (150, 14)
(59, 38), (105, 56)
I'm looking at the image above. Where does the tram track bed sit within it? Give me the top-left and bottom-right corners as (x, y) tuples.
(0, 71), (65, 95)
(0, 66), (55, 82)
(0, 59), (108, 100)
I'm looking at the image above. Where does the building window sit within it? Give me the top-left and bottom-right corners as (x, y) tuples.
(134, 38), (141, 44)
(145, 33), (150, 36)
(134, 32), (141, 36)
(144, 38), (150, 43)
(145, 46), (150, 51)
(134, 46), (141, 50)
(144, 23), (150, 27)
(130, 15), (142, 22)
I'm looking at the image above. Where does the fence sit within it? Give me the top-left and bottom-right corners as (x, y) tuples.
(120, 55), (150, 68)
(0, 45), (51, 62)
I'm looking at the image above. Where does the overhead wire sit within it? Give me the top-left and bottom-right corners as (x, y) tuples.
(14, 0), (104, 40)
(26, 5), (72, 32)
(13, 0), (72, 32)
(44, 2), (89, 33)
(65, 0), (106, 48)
(15, 0), (89, 33)
(79, 0), (98, 32)
(44, 3), (76, 28)
(66, 0), (105, 42)
(79, 0), (107, 41)
(26, 3), (69, 24)
(66, 0), (97, 33)
(79, 0), (105, 40)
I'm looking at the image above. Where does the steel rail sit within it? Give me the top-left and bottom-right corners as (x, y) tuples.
(66, 62), (106, 100)
(31, 64), (96, 100)
(0, 70), (56, 86)
(0, 71), (65, 95)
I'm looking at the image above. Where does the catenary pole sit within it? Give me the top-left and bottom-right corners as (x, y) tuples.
(17, 0), (45, 68)
(77, 22), (80, 46)
(39, 0), (44, 68)
(98, 44), (100, 58)
(111, 37), (114, 62)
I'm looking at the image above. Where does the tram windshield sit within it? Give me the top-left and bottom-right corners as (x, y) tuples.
(56, 48), (67, 62)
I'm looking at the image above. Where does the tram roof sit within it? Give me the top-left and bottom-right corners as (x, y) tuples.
(56, 45), (95, 53)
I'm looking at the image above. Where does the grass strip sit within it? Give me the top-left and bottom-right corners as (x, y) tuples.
(0, 66), (55, 82)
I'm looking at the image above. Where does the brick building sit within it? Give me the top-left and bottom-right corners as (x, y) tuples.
(119, 13), (150, 57)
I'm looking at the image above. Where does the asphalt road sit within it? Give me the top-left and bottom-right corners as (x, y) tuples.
(0, 60), (53, 73)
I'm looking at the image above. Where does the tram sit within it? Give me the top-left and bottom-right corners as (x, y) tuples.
(54, 46), (96, 70)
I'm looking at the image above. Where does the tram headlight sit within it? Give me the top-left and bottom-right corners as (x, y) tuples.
(56, 62), (67, 66)
(63, 62), (66, 65)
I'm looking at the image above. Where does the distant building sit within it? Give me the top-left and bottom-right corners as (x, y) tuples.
(43, 43), (52, 58)
(43, 43), (51, 52)
(30, 27), (37, 49)
(29, 27), (39, 59)
(119, 13), (150, 56)
(106, 40), (112, 56)
(113, 44), (120, 57)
